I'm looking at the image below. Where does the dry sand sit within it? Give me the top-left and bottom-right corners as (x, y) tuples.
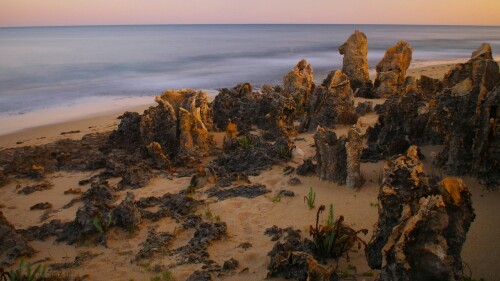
(1, 62), (499, 281)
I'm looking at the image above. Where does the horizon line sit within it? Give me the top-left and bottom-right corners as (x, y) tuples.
(2, 23), (500, 29)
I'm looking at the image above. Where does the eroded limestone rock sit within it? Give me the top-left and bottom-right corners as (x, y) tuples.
(314, 126), (347, 184)
(374, 40), (413, 98)
(339, 30), (374, 98)
(366, 146), (475, 280)
(283, 60), (314, 115)
(346, 125), (364, 189)
(0, 211), (35, 267)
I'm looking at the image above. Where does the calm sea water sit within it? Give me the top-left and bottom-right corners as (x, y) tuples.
(0, 24), (499, 121)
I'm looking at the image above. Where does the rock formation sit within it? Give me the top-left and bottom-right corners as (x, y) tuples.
(282, 60), (314, 115)
(345, 125), (364, 189)
(362, 76), (434, 162)
(314, 126), (347, 184)
(366, 146), (475, 280)
(159, 89), (213, 131)
(0, 211), (35, 267)
(212, 83), (259, 134)
(258, 88), (297, 138)
(373, 40), (413, 98)
(300, 70), (357, 132)
(339, 30), (374, 98)
(429, 43), (500, 187)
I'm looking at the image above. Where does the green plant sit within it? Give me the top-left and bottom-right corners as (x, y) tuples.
(304, 187), (316, 209)
(92, 212), (113, 234)
(205, 209), (213, 219)
(309, 205), (368, 260)
(278, 144), (293, 160)
(326, 203), (334, 227)
(237, 135), (253, 149)
(272, 193), (283, 203)
(150, 270), (175, 281)
(5, 259), (46, 281)
(214, 215), (221, 222)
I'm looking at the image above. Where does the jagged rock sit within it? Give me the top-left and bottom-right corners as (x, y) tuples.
(283, 60), (315, 115)
(222, 120), (238, 151)
(109, 112), (142, 149)
(339, 30), (374, 98)
(212, 83), (259, 134)
(190, 165), (217, 189)
(206, 184), (270, 200)
(258, 90), (297, 138)
(355, 101), (373, 116)
(300, 70), (357, 132)
(345, 126), (364, 189)
(146, 142), (172, 170)
(135, 229), (174, 260)
(17, 181), (53, 195)
(20, 219), (66, 241)
(30, 202), (53, 210)
(138, 192), (199, 221)
(186, 271), (212, 281)
(417, 75), (442, 100)
(158, 89), (213, 131)
(81, 181), (117, 205)
(0, 170), (7, 187)
(118, 166), (152, 189)
(374, 40), (413, 98)
(296, 159), (316, 176)
(429, 43), (500, 186)
(0, 211), (35, 267)
(287, 177), (302, 186)
(178, 107), (212, 163)
(362, 77), (432, 162)
(314, 127), (347, 184)
(223, 258), (239, 271)
(113, 192), (141, 231)
(366, 146), (475, 280)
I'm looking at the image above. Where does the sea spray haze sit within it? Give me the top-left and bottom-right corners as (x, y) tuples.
(0, 24), (499, 133)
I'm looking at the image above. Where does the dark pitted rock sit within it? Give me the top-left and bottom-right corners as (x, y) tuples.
(139, 98), (178, 157)
(190, 165), (217, 189)
(19, 219), (66, 241)
(222, 120), (238, 152)
(113, 192), (141, 231)
(287, 177), (302, 186)
(118, 166), (152, 189)
(366, 146), (475, 280)
(186, 271), (212, 281)
(206, 184), (270, 200)
(362, 76), (433, 162)
(278, 190), (295, 197)
(299, 70), (357, 132)
(0, 211), (35, 267)
(0, 170), (7, 187)
(417, 75), (442, 100)
(258, 90), (297, 138)
(339, 30), (374, 98)
(355, 101), (373, 116)
(212, 83), (259, 134)
(314, 127), (347, 184)
(135, 229), (174, 261)
(145, 142), (172, 170)
(138, 192), (199, 221)
(282, 60), (314, 116)
(296, 159), (316, 176)
(346, 125), (364, 189)
(374, 40), (413, 98)
(429, 43), (500, 187)
(17, 181), (54, 195)
(30, 202), (53, 210)
(223, 258), (239, 271)
(81, 181), (117, 205)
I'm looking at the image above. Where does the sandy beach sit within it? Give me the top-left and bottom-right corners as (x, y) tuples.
(0, 60), (499, 281)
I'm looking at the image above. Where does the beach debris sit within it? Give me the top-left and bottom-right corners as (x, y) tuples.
(299, 70), (358, 132)
(314, 127), (347, 184)
(282, 59), (315, 116)
(134, 229), (174, 261)
(0, 211), (35, 267)
(429, 43), (500, 187)
(30, 202), (53, 210)
(366, 146), (475, 280)
(205, 184), (271, 201)
(64, 188), (82, 195)
(373, 40), (413, 98)
(17, 181), (54, 195)
(339, 30), (374, 98)
(345, 125), (365, 189)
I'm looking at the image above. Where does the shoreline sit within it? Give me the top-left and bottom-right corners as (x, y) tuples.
(0, 57), (486, 149)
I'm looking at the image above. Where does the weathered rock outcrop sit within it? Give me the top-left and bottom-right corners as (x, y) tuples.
(345, 125), (364, 189)
(374, 40), (413, 98)
(362, 76), (433, 162)
(258, 87), (297, 138)
(0, 211), (35, 267)
(212, 83), (259, 134)
(159, 89), (213, 131)
(283, 60), (314, 115)
(429, 43), (500, 187)
(366, 146), (475, 280)
(300, 70), (357, 132)
(339, 30), (374, 98)
(314, 126), (347, 184)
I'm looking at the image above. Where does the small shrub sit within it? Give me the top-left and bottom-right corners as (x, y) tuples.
(272, 193), (282, 203)
(278, 144), (293, 160)
(92, 212), (113, 234)
(5, 259), (46, 281)
(304, 187), (316, 210)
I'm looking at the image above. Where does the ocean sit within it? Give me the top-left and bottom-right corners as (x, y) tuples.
(0, 24), (499, 134)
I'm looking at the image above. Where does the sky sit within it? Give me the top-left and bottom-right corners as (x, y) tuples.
(1, 0), (499, 27)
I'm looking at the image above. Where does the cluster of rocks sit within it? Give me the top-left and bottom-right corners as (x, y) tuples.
(366, 146), (475, 280)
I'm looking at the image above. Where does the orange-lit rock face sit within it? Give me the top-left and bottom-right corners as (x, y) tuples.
(283, 59), (314, 115)
(374, 40), (413, 98)
(442, 177), (467, 205)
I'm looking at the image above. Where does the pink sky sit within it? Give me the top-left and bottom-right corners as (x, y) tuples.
(1, 0), (499, 27)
